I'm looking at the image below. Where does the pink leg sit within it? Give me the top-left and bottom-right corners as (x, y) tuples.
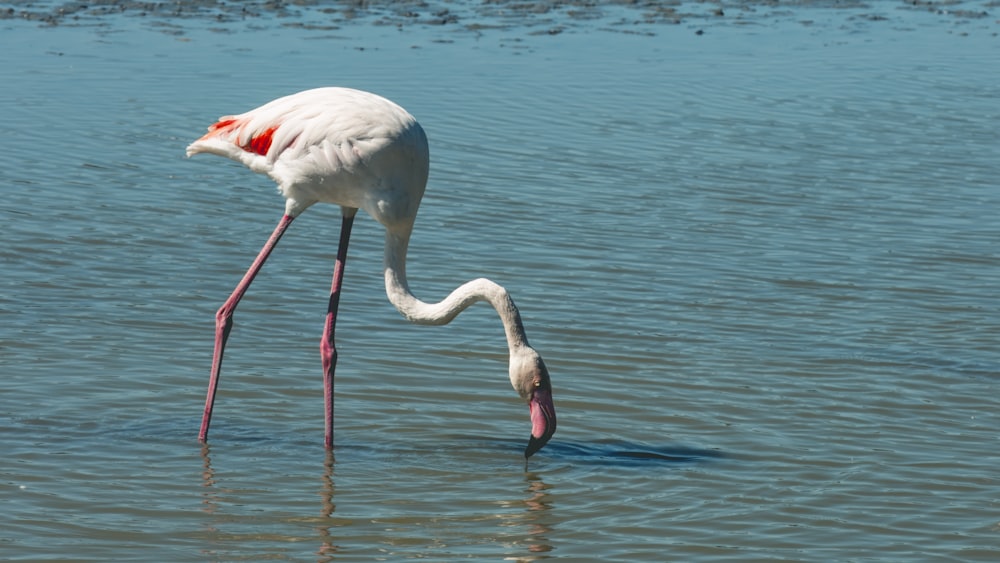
(320, 212), (356, 449)
(199, 214), (295, 442)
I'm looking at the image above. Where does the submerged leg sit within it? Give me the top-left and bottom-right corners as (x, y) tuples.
(320, 211), (357, 449)
(199, 214), (296, 442)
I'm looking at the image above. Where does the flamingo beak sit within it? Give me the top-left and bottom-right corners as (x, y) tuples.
(524, 386), (556, 458)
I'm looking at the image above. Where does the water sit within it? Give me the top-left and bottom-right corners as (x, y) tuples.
(2, 2), (999, 560)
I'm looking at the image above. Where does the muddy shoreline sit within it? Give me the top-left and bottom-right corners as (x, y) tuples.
(2, 0), (995, 36)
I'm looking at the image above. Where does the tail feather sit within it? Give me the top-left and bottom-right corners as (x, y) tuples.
(188, 115), (281, 159)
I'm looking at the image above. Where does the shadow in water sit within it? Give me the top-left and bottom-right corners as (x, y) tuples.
(310, 435), (725, 470)
(541, 439), (724, 466)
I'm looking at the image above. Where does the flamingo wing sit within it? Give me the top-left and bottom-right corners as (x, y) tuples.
(186, 87), (427, 221)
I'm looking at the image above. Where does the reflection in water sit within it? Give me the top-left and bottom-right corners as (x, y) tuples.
(198, 445), (340, 562)
(498, 472), (554, 561)
(316, 450), (338, 561)
(199, 444), (220, 558)
(522, 473), (554, 558)
(200, 443), (216, 514)
(194, 438), (715, 560)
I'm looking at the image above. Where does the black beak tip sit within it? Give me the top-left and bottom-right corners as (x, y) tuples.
(524, 434), (550, 459)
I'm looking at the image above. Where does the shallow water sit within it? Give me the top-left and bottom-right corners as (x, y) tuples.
(2, 3), (999, 561)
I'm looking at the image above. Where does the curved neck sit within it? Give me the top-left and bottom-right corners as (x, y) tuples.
(383, 229), (530, 353)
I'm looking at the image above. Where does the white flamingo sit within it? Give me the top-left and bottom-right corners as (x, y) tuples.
(186, 87), (556, 457)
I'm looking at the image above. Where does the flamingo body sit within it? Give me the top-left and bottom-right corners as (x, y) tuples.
(187, 87), (556, 458)
(188, 87), (429, 225)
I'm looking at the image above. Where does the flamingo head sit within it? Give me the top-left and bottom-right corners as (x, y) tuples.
(511, 347), (557, 458)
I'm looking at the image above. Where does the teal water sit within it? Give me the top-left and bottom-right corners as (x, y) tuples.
(2, 3), (999, 560)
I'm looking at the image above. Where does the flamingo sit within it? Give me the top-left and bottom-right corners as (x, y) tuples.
(186, 87), (556, 458)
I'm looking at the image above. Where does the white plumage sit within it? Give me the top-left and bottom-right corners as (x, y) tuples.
(188, 87), (428, 224)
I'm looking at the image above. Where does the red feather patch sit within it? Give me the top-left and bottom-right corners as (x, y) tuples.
(243, 126), (278, 156)
(208, 118), (239, 133)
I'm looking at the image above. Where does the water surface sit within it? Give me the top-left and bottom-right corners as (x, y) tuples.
(2, 3), (999, 560)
